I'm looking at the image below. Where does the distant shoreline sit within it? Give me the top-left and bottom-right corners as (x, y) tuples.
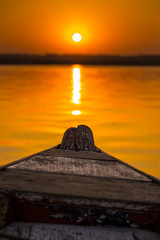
(0, 54), (160, 65)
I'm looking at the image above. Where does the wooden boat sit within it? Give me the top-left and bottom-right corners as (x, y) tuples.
(0, 125), (160, 240)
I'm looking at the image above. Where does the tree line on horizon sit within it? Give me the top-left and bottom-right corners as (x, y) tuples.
(0, 54), (160, 65)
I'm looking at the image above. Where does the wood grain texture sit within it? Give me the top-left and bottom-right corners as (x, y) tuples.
(75, 125), (96, 151)
(60, 125), (96, 151)
(60, 127), (76, 150)
(8, 155), (150, 181)
(0, 148), (116, 172)
(44, 148), (115, 160)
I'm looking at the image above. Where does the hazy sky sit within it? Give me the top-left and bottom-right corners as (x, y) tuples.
(0, 0), (160, 55)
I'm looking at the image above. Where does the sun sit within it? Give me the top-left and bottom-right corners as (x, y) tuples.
(72, 33), (82, 42)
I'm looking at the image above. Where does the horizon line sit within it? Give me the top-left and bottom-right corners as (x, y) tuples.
(0, 53), (160, 57)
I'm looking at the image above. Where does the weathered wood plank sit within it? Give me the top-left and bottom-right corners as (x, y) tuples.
(0, 170), (160, 204)
(1, 146), (158, 183)
(43, 148), (116, 160)
(7, 155), (151, 181)
(0, 148), (117, 173)
(1, 222), (160, 240)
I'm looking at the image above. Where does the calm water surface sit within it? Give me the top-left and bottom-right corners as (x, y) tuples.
(0, 65), (160, 178)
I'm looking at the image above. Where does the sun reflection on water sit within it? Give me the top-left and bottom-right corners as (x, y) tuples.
(72, 67), (81, 104)
(72, 110), (81, 115)
(72, 66), (81, 115)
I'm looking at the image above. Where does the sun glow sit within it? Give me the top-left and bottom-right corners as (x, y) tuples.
(72, 33), (82, 42)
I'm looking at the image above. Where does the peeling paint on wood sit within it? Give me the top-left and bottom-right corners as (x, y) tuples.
(0, 194), (14, 229)
(5, 191), (159, 233)
(6, 192), (158, 211)
(1, 222), (160, 240)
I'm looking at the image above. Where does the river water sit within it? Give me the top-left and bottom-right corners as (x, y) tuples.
(0, 65), (160, 178)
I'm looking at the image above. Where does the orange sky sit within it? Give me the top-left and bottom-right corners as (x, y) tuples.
(0, 0), (160, 55)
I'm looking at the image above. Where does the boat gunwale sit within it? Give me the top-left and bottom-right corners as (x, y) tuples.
(1, 145), (160, 184)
